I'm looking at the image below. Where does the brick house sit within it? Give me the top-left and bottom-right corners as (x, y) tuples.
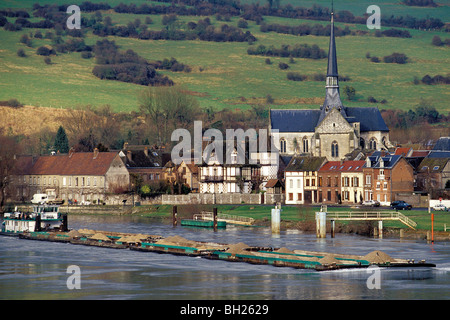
(363, 154), (414, 205)
(15, 149), (129, 204)
(317, 160), (365, 204)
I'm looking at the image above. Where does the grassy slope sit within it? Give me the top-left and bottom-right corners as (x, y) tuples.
(0, 2), (448, 113)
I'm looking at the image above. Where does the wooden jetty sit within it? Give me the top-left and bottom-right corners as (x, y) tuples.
(12, 229), (436, 272)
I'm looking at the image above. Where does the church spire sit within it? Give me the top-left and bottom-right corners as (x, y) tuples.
(318, 7), (345, 124)
(327, 11), (338, 77)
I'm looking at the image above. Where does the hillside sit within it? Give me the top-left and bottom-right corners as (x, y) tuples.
(0, 0), (448, 114)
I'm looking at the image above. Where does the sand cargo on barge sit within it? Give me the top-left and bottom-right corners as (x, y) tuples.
(11, 228), (436, 272)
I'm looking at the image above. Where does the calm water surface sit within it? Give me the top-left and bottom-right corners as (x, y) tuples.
(0, 215), (449, 300)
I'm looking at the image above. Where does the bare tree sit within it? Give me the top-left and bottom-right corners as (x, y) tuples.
(0, 132), (21, 211)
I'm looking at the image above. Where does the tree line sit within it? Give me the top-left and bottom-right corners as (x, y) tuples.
(248, 43), (326, 59)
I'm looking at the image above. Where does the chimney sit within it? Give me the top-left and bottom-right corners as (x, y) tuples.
(366, 157), (371, 168)
(144, 146), (148, 157)
(127, 150), (132, 162)
(69, 147), (75, 158)
(123, 142), (129, 150)
(93, 148), (99, 159)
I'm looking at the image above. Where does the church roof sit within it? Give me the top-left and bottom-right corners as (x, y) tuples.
(270, 109), (321, 132)
(344, 107), (389, 132)
(432, 137), (450, 151)
(270, 107), (388, 133)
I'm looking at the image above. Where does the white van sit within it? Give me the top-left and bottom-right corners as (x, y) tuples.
(31, 194), (48, 204)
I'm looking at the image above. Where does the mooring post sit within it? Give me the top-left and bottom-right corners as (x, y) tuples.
(431, 213), (434, 244)
(271, 204), (281, 234)
(378, 220), (383, 239)
(172, 205), (177, 226)
(315, 211), (326, 238)
(331, 219), (335, 238)
(213, 207), (218, 232)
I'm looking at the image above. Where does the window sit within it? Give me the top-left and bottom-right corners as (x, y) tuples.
(306, 179), (310, 187)
(289, 179), (293, 189)
(369, 138), (377, 150)
(331, 141), (339, 158)
(63, 177), (67, 186)
(87, 177), (90, 186)
(297, 193), (302, 201)
(354, 177), (359, 187)
(280, 139), (287, 153)
(297, 179), (301, 188)
(303, 137), (309, 153)
(433, 166), (439, 170)
(289, 193), (293, 201)
(311, 179), (315, 187)
(366, 175), (371, 185)
(318, 177), (323, 187)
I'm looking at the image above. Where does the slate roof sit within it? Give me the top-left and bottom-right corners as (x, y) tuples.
(432, 137), (450, 151)
(285, 156), (327, 172)
(28, 152), (119, 176)
(270, 109), (321, 133)
(365, 155), (402, 169)
(270, 106), (389, 133)
(427, 151), (450, 158)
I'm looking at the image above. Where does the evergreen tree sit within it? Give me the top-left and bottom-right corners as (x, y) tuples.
(54, 126), (69, 153)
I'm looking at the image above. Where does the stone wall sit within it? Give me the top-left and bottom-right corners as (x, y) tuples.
(160, 193), (285, 205)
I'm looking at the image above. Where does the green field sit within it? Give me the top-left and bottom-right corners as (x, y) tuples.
(0, 1), (449, 113)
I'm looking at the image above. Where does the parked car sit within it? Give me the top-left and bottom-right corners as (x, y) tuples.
(390, 200), (412, 210)
(362, 200), (380, 207)
(433, 204), (449, 211)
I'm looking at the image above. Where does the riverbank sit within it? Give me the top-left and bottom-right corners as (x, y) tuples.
(50, 204), (450, 242)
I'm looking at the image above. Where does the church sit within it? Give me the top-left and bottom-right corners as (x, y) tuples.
(269, 11), (392, 161)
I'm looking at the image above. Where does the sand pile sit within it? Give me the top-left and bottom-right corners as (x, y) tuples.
(67, 229), (82, 238)
(156, 235), (198, 247)
(318, 254), (340, 265)
(89, 233), (110, 241)
(226, 242), (250, 254)
(363, 251), (393, 264)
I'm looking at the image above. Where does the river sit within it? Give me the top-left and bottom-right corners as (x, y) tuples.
(0, 215), (449, 300)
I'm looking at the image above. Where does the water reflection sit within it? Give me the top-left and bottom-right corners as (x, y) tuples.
(0, 215), (449, 300)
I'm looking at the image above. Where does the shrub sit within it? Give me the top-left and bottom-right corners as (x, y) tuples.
(237, 19), (248, 29)
(17, 48), (26, 57)
(44, 57), (51, 64)
(287, 72), (306, 81)
(0, 98), (23, 108)
(431, 35), (442, 46)
(36, 46), (55, 56)
(370, 56), (380, 63)
(278, 62), (289, 70)
(383, 52), (408, 64)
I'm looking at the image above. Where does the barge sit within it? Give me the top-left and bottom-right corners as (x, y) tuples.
(8, 228), (437, 272)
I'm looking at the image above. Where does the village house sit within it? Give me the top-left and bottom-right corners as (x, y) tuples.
(416, 157), (450, 194)
(317, 160), (364, 204)
(284, 156), (327, 204)
(14, 149), (129, 204)
(119, 144), (167, 190)
(363, 154), (414, 206)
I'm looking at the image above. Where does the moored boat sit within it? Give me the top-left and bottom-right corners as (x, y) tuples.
(1, 205), (67, 235)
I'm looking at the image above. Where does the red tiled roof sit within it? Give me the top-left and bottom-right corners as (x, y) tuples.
(29, 152), (119, 176)
(394, 147), (412, 156)
(411, 150), (430, 157)
(319, 160), (365, 172)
